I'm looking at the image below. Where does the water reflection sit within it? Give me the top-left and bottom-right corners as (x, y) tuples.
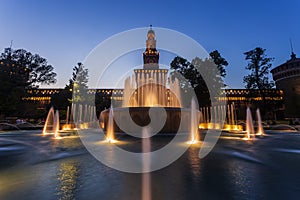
(52, 135), (82, 150)
(187, 147), (202, 179)
(56, 160), (80, 200)
(2, 130), (300, 199)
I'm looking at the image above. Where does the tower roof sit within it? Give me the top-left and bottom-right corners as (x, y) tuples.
(148, 29), (155, 35)
(147, 25), (155, 37)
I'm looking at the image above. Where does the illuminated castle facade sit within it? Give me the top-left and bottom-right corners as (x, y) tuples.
(122, 26), (180, 108)
(0, 27), (286, 121)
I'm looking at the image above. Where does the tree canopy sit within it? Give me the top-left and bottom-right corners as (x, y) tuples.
(170, 50), (227, 88)
(209, 50), (228, 77)
(51, 62), (89, 112)
(170, 51), (227, 106)
(243, 47), (275, 118)
(0, 48), (56, 88)
(243, 47), (274, 90)
(68, 62), (89, 103)
(0, 47), (56, 118)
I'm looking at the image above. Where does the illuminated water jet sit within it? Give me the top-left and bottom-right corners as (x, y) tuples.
(43, 107), (62, 139)
(100, 27), (187, 134)
(187, 98), (199, 144)
(142, 128), (151, 200)
(105, 105), (117, 143)
(54, 110), (62, 139)
(66, 106), (70, 124)
(43, 107), (55, 135)
(256, 108), (265, 136)
(244, 107), (254, 140)
(198, 104), (239, 132)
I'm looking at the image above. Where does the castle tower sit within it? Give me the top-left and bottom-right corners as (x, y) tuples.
(133, 26), (169, 107)
(143, 25), (159, 69)
(271, 51), (300, 118)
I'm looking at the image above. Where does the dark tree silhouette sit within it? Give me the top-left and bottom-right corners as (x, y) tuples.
(209, 50), (228, 77)
(51, 62), (89, 114)
(243, 47), (274, 89)
(0, 48), (56, 88)
(0, 47), (56, 118)
(243, 47), (275, 117)
(170, 52), (227, 107)
(68, 62), (89, 103)
(170, 56), (202, 89)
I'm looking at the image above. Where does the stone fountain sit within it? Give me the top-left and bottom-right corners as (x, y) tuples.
(100, 27), (193, 134)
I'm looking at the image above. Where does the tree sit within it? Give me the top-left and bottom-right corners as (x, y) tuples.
(170, 51), (227, 107)
(0, 47), (56, 118)
(243, 47), (274, 90)
(243, 47), (275, 117)
(51, 62), (89, 112)
(0, 48), (56, 88)
(170, 50), (228, 89)
(209, 50), (228, 77)
(170, 56), (202, 89)
(68, 62), (89, 103)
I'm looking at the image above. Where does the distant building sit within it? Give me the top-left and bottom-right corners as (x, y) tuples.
(22, 27), (286, 120)
(1, 27), (286, 121)
(271, 52), (300, 118)
(23, 88), (284, 120)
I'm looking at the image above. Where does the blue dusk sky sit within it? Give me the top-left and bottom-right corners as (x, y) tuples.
(0, 0), (299, 89)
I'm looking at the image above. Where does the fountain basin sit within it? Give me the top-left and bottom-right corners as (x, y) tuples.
(100, 107), (193, 134)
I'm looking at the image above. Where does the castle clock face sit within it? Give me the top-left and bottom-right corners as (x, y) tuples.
(145, 57), (155, 64)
